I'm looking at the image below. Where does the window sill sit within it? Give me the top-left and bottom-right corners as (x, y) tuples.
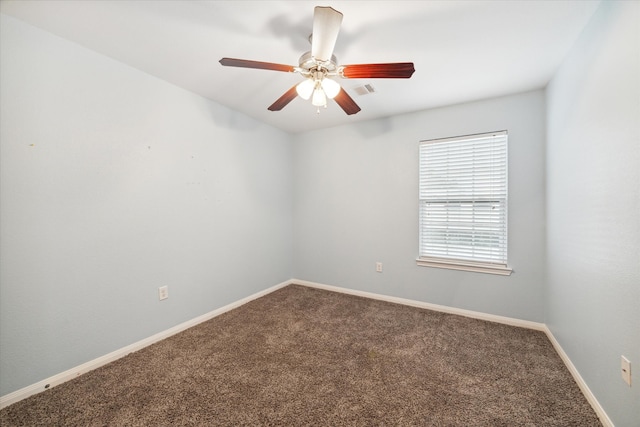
(416, 257), (513, 276)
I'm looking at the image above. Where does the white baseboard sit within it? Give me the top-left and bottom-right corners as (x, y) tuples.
(543, 325), (614, 427)
(0, 280), (291, 409)
(292, 279), (546, 331)
(292, 279), (612, 426)
(2, 278), (613, 427)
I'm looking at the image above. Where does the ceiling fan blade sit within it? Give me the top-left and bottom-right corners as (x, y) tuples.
(311, 6), (343, 62)
(341, 63), (416, 79)
(219, 58), (295, 73)
(268, 85), (299, 111)
(333, 88), (361, 115)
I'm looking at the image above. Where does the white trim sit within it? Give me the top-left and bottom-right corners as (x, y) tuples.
(293, 279), (611, 425)
(416, 257), (513, 276)
(543, 325), (614, 427)
(2, 278), (613, 427)
(0, 280), (292, 409)
(293, 279), (542, 330)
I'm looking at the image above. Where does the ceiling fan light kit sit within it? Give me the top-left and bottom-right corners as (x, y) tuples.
(296, 78), (315, 100)
(321, 78), (341, 99)
(219, 6), (415, 115)
(312, 85), (327, 109)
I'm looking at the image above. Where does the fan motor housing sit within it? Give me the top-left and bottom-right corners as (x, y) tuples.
(298, 51), (338, 73)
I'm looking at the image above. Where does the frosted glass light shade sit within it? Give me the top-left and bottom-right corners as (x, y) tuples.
(312, 88), (327, 106)
(321, 78), (341, 99)
(296, 79), (315, 100)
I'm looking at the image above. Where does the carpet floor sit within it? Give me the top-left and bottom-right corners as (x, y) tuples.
(0, 284), (602, 426)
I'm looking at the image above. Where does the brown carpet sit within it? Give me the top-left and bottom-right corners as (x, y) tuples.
(1, 284), (601, 426)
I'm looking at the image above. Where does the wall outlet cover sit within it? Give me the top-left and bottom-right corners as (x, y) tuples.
(621, 355), (631, 386)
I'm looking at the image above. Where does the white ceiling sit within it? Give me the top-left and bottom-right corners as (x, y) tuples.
(1, 0), (600, 134)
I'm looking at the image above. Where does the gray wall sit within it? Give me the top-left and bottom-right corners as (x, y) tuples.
(545, 2), (640, 426)
(293, 90), (546, 322)
(3, 3), (639, 425)
(0, 15), (293, 396)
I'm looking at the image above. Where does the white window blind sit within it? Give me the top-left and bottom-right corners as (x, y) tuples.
(418, 131), (510, 274)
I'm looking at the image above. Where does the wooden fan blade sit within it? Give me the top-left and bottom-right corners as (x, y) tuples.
(311, 6), (343, 62)
(268, 85), (299, 111)
(333, 88), (361, 115)
(341, 62), (415, 79)
(219, 58), (295, 73)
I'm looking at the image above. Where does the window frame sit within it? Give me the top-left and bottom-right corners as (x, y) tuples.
(417, 131), (512, 276)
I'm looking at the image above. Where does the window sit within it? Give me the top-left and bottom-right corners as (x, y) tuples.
(418, 131), (511, 275)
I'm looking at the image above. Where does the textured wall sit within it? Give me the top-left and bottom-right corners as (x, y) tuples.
(545, 2), (640, 426)
(0, 15), (293, 396)
(3, 3), (638, 425)
(293, 90), (546, 322)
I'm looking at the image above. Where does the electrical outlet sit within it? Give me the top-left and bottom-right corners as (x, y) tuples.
(158, 286), (169, 301)
(376, 262), (383, 273)
(621, 356), (631, 386)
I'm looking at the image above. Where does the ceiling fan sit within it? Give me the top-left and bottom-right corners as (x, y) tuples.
(219, 6), (415, 115)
